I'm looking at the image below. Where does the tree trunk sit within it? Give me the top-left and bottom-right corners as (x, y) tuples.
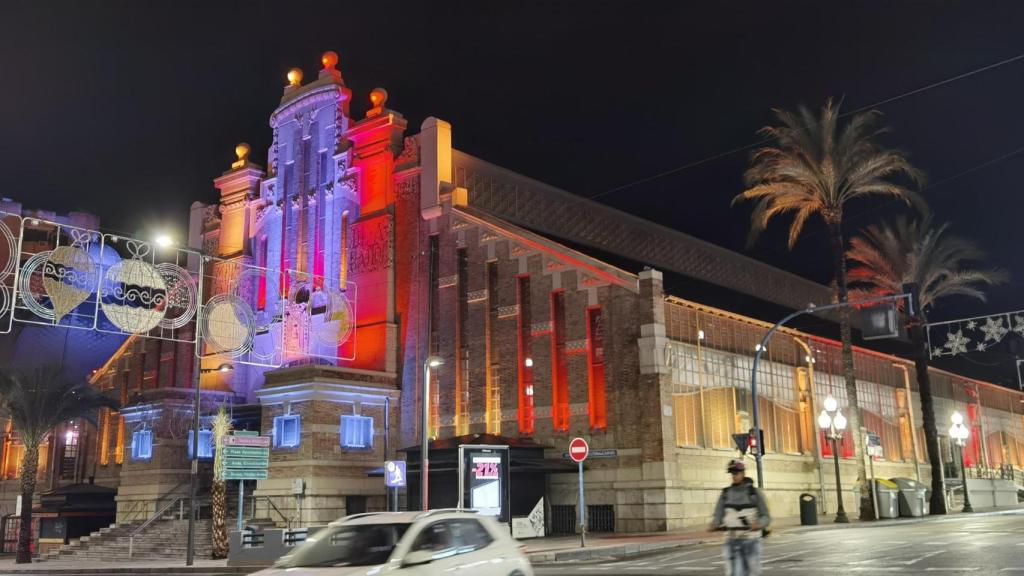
(828, 222), (871, 520)
(909, 316), (948, 514)
(16, 444), (38, 564)
(211, 479), (228, 559)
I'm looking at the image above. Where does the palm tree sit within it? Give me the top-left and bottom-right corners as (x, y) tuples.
(846, 216), (1006, 515)
(0, 365), (119, 563)
(210, 407), (232, 559)
(734, 98), (925, 519)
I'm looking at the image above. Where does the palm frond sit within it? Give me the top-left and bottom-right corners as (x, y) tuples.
(0, 365), (120, 447)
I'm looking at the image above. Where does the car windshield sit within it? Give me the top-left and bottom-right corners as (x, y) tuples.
(273, 523), (410, 568)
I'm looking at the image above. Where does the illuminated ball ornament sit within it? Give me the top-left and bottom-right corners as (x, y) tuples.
(101, 259), (168, 334)
(286, 67), (303, 87)
(231, 142), (251, 170)
(42, 245), (97, 323)
(369, 87), (388, 108)
(321, 51), (339, 71)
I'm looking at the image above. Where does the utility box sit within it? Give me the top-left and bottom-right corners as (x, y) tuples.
(873, 479), (899, 519)
(891, 477), (930, 517)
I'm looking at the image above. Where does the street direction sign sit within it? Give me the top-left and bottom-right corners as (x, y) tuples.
(222, 435), (271, 447)
(223, 469), (269, 481)
(234, 430), (259, 437)
(569, 437), (589, 463)
(562, 449), (617, 459)
(222, 446), (270, 459)
(384, 461), (406, 488)
(223, 458), (269, 469)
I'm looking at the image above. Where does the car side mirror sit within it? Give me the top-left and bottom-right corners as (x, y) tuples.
(402, 550), (434, 567)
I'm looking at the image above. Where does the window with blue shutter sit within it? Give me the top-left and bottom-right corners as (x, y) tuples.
(340, 415), (373, 449)
(131, 430), (152, 460)
(273, 415), (301, 448)
(187, 429), (214, 460)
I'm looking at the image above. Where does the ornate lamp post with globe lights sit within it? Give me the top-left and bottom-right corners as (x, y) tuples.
(818, 395), (850, 523)
(949, 411), (974, 513)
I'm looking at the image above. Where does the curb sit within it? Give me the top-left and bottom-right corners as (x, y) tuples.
(785, 506), (1024, 534)
(528, 538), (706, 564)
(2, 567), (254, 575)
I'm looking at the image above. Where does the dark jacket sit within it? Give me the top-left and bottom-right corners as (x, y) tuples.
(712, 477), (771, 529)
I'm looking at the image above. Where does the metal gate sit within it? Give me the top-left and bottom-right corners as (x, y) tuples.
(2, 515), (19, 553)
(587, 505), (615, 533)
(549, 505), (576, 535)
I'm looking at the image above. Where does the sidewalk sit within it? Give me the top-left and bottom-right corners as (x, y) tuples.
(523, 505), (1024, 563)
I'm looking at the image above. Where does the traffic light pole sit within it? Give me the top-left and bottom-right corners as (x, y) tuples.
(749, 293), (911, 488)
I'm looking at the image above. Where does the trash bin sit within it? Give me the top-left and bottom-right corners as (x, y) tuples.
(873, 479), (899, 519)
(799, 493), (817, 525)
(890, 477), (931, 517)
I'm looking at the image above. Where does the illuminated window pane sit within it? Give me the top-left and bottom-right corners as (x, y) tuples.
(340, 415), (373, 449)
(131, 430), (153, 460)
(273, 415), (301, 448)
(187, 429), (214, 460)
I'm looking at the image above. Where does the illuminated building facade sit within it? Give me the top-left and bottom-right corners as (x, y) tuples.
(26, 53), (1024, 535)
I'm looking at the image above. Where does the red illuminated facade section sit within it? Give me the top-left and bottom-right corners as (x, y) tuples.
(587, 306), (607, 431)
(550, 291), (569, 432)
(516, 275), (534, 435)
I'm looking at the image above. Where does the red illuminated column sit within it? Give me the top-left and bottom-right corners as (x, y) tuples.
(343, 103), (408, 372)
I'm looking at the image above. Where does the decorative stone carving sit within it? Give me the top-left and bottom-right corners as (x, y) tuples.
(466, 289), (488, 303)
(497, 304), (519, 318)
(438, 275), (458, 289)
(395, 179), (418, 202)
(530, 321), (553, 336)
(395, 136), (419, 167)
(565, 339), (589, 354)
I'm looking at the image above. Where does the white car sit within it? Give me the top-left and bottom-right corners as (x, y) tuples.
(251, 509), (534, 576)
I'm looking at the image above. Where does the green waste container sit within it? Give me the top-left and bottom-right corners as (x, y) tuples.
(799, 493), (817, 525)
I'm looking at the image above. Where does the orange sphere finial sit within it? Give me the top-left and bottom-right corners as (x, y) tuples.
(232, 142), (251, 169)
(369, 87), (388, 108)
(235, 143), (250, 162)
(286, 67), (303, 87)
(321, 51), (339, 71)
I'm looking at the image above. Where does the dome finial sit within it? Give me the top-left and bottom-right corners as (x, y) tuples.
(232, 142), (251, 169)
(286, 67), (303, 87)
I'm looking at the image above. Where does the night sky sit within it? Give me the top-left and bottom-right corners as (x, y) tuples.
(2, 1), (1023, 385)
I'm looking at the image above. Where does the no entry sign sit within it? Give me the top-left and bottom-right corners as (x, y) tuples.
(569, 437), (589, 463)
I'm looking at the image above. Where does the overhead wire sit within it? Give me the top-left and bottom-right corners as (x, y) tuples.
(583, 49), (1024, 204)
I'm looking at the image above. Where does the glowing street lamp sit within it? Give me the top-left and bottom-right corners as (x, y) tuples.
(818, 395), (849, 523)
(948, 411), (974, 513)
(421, 356), (444, 510)
(154, 234), (175, 248)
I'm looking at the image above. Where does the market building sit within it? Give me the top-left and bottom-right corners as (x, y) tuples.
(3, 53), (1022, 541)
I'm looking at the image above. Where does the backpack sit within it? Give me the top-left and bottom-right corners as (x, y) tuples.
(721, 484), (771, 538)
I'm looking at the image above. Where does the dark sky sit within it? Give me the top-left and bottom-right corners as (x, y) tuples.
(3, 1), (1023, 384)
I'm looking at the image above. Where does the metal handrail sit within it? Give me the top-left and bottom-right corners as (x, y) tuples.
(128, 495), (189, 558)
(246, 496), (293, 529)
(120, 479), (190, 524)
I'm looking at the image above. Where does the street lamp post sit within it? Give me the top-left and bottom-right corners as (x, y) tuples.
(949, 411), (974, 513)
(421, 356), (443, 511)
(818, 395), (849, 523)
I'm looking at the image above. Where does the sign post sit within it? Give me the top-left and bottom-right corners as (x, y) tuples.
(221, 433), (271, 531)
(384, 461), (406, 512)
(569, 437), (589, 548)
(866, 432), (882, 521)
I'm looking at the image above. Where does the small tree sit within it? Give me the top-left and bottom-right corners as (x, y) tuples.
(847, 216), (1006, 514)
(211, 407), (232, 559)
(0, 365), (119, 563)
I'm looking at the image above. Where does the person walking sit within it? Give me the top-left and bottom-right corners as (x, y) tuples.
(710, 459), (771, 576)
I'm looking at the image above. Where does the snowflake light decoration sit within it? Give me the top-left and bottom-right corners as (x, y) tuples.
(1013, 315), (1024, 336)
(979, 316), (1008, 342)
(966, 320), (978, 330)
(943, 330), (970, 356)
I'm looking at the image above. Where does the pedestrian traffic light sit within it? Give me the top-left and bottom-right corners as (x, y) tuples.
(748, 428), (765, 456)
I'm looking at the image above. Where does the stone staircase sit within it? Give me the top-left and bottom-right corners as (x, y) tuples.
(36, 519), (215, 563)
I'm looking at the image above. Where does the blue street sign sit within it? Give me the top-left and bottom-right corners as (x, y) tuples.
(384, 461), (406, 488)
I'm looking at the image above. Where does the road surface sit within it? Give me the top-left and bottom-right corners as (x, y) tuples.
(534, 511), (1024, 575)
